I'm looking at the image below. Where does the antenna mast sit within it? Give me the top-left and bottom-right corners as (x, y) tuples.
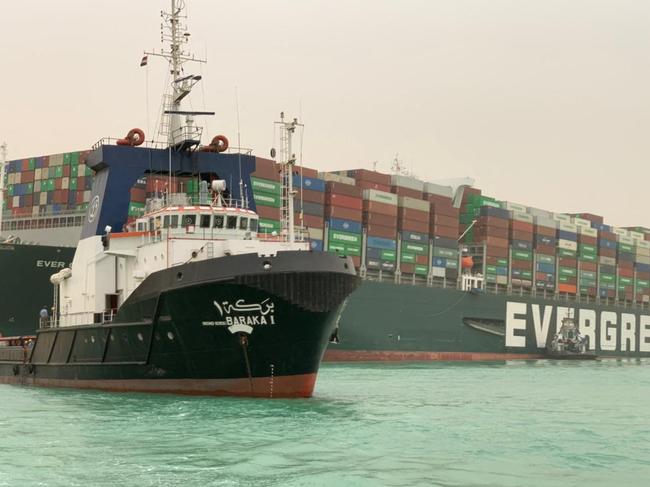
(275, 113), (303, 243)
(0, 142), (7, 234)
(145, 0), (212, 149)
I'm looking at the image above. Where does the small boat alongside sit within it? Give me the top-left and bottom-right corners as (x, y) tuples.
(546, 317), (597, 360)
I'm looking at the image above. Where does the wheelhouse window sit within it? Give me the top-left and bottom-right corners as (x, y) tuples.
(200, 215), (211, 228)
(250, 218), (258, 232)
(213, 215), (224, 229)
(183, 214), (196, 227)
(163, 215), (170, 228)
(239, 217), (248, 230)
(170, 215), (179, 228)
(226, 216), (237, 229)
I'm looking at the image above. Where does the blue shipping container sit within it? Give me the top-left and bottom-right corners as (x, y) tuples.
(636, 263), (650, 273)
(401, 230), (428, 243)
(310, 239), (323, 252)
(479, 206), (509, 219)
(558, 230), (577, 241)
(328, 218), (362, 234)
(367, 236), (397, 250)
(292, 175), (325, 192)
(365, 247), (382, 259)
(432, 257), (446, 268)
(599, 239), (617, 250)
(536, 262), (555, 273)
(536, 235), (556, 246)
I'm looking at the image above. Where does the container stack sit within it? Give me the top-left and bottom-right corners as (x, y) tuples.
(615, 230), (636, 301)
(4, 151), (92, 218)
(426, 184), (460, 280)
(635, 239), (650, 302)
(597, 226), (618, 299)
(397, 197), (429, 276)
(508, 207), (534, 288)
(250, 158), (282, 235)
(555, 216), (579, 294)
(473, 206), (509, 285)
(347, 169), (391, 193)
(292, 173), (326, 251)
(324, 178), (363, 266)
(574, 218), (598, 297)
(363, 189), (398, 273)
(533, 215), (557, 293)
(390, 175), (423, 200)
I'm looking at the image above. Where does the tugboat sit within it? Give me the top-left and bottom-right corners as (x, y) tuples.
(546, 316), (597, 360)
(0, 0), (360, 397)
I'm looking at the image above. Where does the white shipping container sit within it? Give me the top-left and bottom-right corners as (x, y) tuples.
(14, 172), (21, 184)
(613, 228), (629, 237)
(398, 196), (429, 212)
(504, 201), (528, 213)
(558, 239), (578, 251)
(61, 177), (69, 190)
(34, 168), (41, 181)
(362, 188), (398, 205)
(572, 217), (591, 228)
(33, 181), (41, 193)
(599, 256), (616, 266)
(307, 227), (324, 241)
(423, 182), (453, 198)
(629, 231), (644, 240)
(553, 214), (571, 223)
(496, 275), (508, 285)
(636, 255), (650, 264)
(579, 227), (598, 237)
(318, 172), (355, 185)
(528, 207), (554, 219)
(431, 267), (446, 278)
(511, 211), (533, 223)
(78, 164), (87, 175)
(32, 206), (39, 216)
(559, 222), (578, 233)
(534, 216), (557, 228)
(7, 173), (14, 185)
(12, 196), (19, 207)
(390, 174), (424, 192)
(637, 241), (650, 250)
(39, 192), (47, 205)
(49, 153), (64, 166)
(618, 235), (635, 245)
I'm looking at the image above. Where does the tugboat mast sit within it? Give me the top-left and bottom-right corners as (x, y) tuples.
(0, 142), (7, 235)
(275, 113), (303, 243)
(145, 0), (211, 149)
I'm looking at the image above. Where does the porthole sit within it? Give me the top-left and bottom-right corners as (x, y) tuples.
(137, 333), (144, 342)
(263, 260), (272, 270)
(167, 331), (175, 341)
(177, 272), (183, 281)
(90, 336), (95, 344)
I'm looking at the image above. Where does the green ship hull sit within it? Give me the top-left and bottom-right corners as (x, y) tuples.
(325, 280), (650, 361)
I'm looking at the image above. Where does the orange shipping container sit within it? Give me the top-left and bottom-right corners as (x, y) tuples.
(326, 181), (362, 198)
(325, 206), (362, 222)
(362, 200), (398, 217)
(325, 193), (362, 211)
(366, 224), (397, 239)
(391, 186), (422, 199)
(558, 284), (577, 294)
(431, 214), (458, 227)
(431, 224), (457, 239)
(355, 180), (391, 193)
(398, 207), (429, 223)
(399, 219), (429, 234)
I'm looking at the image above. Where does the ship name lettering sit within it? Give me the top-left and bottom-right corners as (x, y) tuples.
(37, 260), (66, 268)
(506, 301), (650, 353)
(225, 315), (274, 326)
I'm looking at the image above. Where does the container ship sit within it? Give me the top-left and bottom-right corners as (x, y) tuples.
(2, 3), (650, 362)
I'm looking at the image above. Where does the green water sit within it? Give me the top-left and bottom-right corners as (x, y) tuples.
(1, 361), (649, 487)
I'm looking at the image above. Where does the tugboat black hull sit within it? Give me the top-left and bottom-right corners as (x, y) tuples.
(0, 251), (359, 397)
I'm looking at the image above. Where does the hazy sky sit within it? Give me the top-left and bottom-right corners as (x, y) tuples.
(1, 0), (649, 227)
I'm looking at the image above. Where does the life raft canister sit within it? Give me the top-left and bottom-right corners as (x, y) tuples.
(200, 135), (229, 153)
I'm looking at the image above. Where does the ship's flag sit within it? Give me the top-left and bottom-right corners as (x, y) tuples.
(140, 55), (148, 67)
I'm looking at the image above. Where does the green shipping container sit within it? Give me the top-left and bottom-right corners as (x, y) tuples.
(579, 244), (597, 254)
(558, 249), (577, 258)
(433, 247), (458, 259)
(497, 258), (509, 266)
(619, 276), (633, 285)
(71, 166), (78, 178)
(486, 265), (497, 274)
(381, 250), (396, 261)
(7, 185), (13, 197)
(637, 279), (650, 288)
(70, 178), (78, 190)
(250, 177), (282, 196)
(328, 243), (346, 254)
(599, 273), (615, 283)
(28, 158), (36, 170)
(618, 243), (634, 253)
(54, 166), (63, 178)
(512, 250), (532, 261)
(85, 166), (93, 176)
(69, 152), (80, 165)
(559, 267), (577, 277)
(536, 254), (554, 264)
(258, 219), (281, 232)
(128, 202), (145, 217)
(579, 253), (597, 263)
(415, 265), (428, 276)
(329, 230), (361, 245)
(400, 252), (416, 263)
(253, 192), (281, 208)
(403, 242), (427, 255)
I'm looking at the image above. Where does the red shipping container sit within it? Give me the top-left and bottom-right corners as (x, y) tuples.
(349, 168), (391, 186)
(512, 259), (533, 269)
(559, 258), (577, 267)
(558, 284), (577, 294)
(296, 213), (324, 229)
(326, 181), (362, 198)
(55, 178), (63, 190)
(256, 206), (281, 220)
(510, 230), (533, 241)
(415, 254), (429, 265)
(21, 171), (35, 184)
(431, 224), (458, 239)
(431, 204), (459, 219)
(398, 207), (429, 223)
(578, 235), (597, 245)
(461, 187), (482, 202)
(23, 194), (33, 207)
(599, 248), (616, 258)
(618, 268), (634, 278)
(636, 271), (650, 279)
(534, 225), (556, 237)
(485, 246), (509, 258)
(76, 192), (85, 204)
(510, 220), (534, 233)
(535, 244), (556, 255)
(618, 260), (633, 270)
(251, 167), (281, 182)
(391, 186), (422, 199)
(325, 206), (362, 222)
(130, 187), (147, 203)
(576, 213), (604, 225)
(366, 224), (397, 239)
(400, 263), (415, 274)
(63, 165), (71, 178)
(292, 166), (318, 178)
(536, 272), (548, 280)
(479, 216), (509, 229)
(362, 200), (398, 217)
(355, 180), (392, 193)
(325, 194), (362, 211)
(300, 188), (325, 205)
(600, 231), (616, 241)
(482, 236), (509, 248)
(254, 157), (277, 174)
(363, 212), (397, 227)
(431, 214), (458, 227)
(426, 194), (454, 206)
(399, 219), (429, 234)
(351, 256), (361, 268)
(580, 262), (597, 272)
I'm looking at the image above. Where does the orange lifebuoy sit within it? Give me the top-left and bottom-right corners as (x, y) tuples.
(117, 128), (145, 146)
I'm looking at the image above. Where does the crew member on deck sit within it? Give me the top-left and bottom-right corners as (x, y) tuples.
(39, 306), (49, 328)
